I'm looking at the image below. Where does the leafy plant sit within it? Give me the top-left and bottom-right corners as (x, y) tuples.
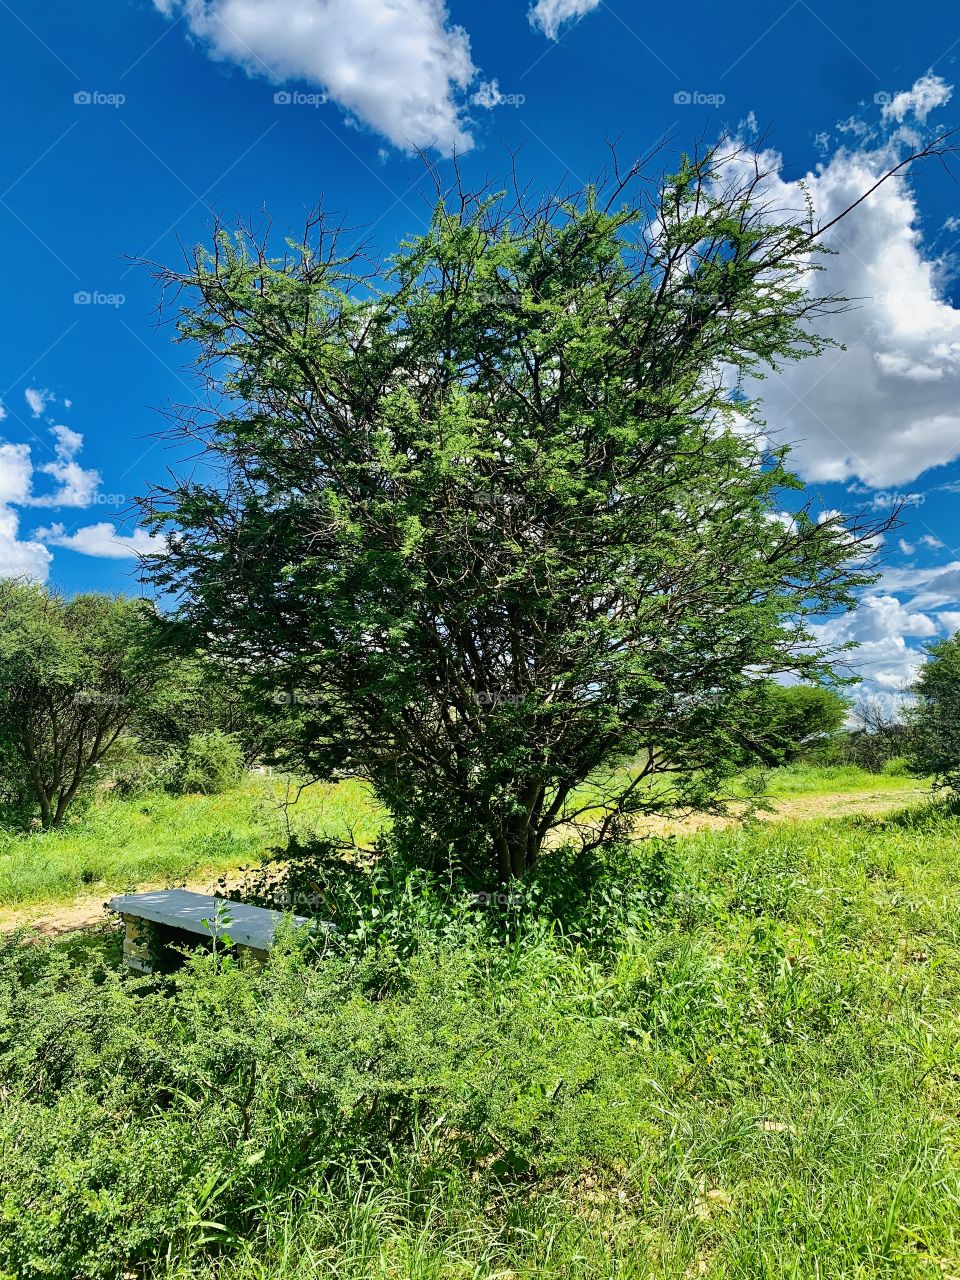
(144, 149), (892, 883)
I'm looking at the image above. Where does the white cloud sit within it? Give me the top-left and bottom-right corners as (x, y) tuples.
(0, 425), (133, 579)
(730, 75), (960, 489)
(0, 443), (51, 581)
(472, 79), (503, 109)
(920, 533), (945, 549)
(529, 0), (600, 38)
(938, 611), (960, 635)
(24, 387), (54, 419)
(881, 71), (952, 124)
(812, 593), (937, 690)
(899, 538), (915, 555)
(154, 0), (475, 155)
(27, 425), (102, 509)
(35, 522), (163, 560)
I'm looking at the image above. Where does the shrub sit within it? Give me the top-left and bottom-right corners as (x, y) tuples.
(173, 730), (244, 795)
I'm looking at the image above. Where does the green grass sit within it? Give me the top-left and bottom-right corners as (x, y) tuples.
(3, 796), (960, 1277)
(0, 764), (928, 914)
(738, 761), (927, 796)
(0, 777), (386, 909)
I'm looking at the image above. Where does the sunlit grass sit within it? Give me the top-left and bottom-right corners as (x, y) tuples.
(0, 776), (386, 909)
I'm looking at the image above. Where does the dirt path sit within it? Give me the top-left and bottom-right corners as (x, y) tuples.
(0, 785), (929, 941)
(0, 867), (247, 941)
(633, 784), (930, 837)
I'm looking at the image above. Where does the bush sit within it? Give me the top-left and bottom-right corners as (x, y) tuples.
(173, 730), (244, 795)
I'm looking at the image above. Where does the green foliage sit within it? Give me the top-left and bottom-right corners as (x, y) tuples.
(0, 582), (181, 828)
(144, 153), (888, 882)
(743, 682), (848, 765)
(910, 632), (960, 791)
(0, 775), (386, 909)
(136, 652), (273, 767)
(173, 730), (245, 795)
(2, 803), (960, 1277)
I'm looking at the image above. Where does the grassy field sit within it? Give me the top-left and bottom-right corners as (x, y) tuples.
(0, 764), (927, 915)
(2, 775), (960, 1277)
(0, 776), (386, 910)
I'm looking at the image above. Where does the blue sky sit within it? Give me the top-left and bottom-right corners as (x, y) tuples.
(1, 0), (960, 700)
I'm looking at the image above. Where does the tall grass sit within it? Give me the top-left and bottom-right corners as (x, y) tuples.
(0, 776), (386, 908)
(2, 798), (960, 1277)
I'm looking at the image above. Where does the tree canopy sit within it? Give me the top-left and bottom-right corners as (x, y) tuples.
(0, 582), (178, 826)
(144, 147), (888, 883)
(742, 683), (848, 766)
(910, 632), (960, 789)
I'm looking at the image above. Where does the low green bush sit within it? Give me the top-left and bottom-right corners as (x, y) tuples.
(174, 730), (245, 795)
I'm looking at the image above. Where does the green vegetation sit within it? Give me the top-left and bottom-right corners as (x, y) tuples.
(144, 153), (890, 883)
(911, 631), (960, 790)
(2, 796), (960, 1278)
(1, 151), (951, 1280)
(0, 582), (180, 828)
(0, 776), (384, 910)
(0, 766), (925, 913)
(734, 761), (926, 797)
(743, 683), (848, 765)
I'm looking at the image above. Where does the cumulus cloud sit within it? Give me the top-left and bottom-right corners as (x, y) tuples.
(154, 0), (475, 154)
(0, 443), (52, 581)
(26, 425), (102, 509)
(731, 74), (960, 489)
(24, 387), (55, 419)
(0, 425), (151, 579)
(811, 593), (938, 690)
(881, 71), (952, 124)
(528, 0), (601, 39)
(34, 522), (162, 560)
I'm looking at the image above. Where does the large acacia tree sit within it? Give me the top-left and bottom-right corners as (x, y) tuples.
(143, 145), (900, 883)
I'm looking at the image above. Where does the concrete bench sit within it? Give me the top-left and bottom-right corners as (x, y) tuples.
(108, 889), (324, 972)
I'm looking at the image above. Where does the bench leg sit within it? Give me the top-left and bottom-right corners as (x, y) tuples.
(121, 913), (155, 973)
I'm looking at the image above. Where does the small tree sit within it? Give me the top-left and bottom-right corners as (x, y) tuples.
(844, 693), (911, 772)
(742, 683), (847, 766)
(144, 147), (900, 883)
(0, 582), (177, 827)
(909, 635), (960, 789)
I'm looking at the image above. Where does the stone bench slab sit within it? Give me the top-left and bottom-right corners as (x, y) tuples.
(108, 889), (320, 951)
